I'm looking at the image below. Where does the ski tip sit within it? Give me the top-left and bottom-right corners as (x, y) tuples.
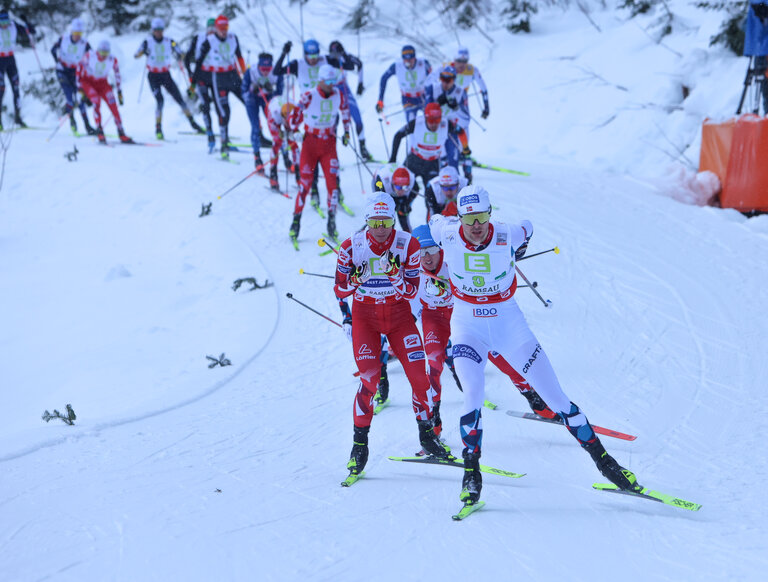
(452, 500), (485, 520)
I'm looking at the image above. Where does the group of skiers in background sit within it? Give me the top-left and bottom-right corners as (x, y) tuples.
(4, 11), (645, 513)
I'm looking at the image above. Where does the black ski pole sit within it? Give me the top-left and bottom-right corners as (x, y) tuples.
(378, 117), (390, 160)
(515, 265), (551, 308)
(216, 168), (260, 200)
(286, 293), (341, 328)
(299, 269), (333, 279)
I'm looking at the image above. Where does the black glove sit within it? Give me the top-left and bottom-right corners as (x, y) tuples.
(437, 94), (447, 106)
(446, 98), (458, 109)
(461, 145), (471, 157)
(356, 82), (364, 96)
(282, 41), (292, 55)
(394, 197), (411, 216)
(117, 90), (124, 106)
(515, 242), (528, 262)
(481, 105), (489, 119)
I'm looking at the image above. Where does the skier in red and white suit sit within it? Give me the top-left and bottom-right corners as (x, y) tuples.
(289, 63), (351, 243)
(77, 39), (131, 143)
(334, 193), (449, 478)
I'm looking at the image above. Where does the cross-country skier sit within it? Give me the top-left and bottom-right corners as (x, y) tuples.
(334, 193), (450, 481)
(372, 163), (417, 232)
(77, 40), (133, 144)
(265, 96), (300, 189)
(377, 45), (432, 123)
(424, 165), (467, 217)
(389, 102), (464, 218)
(425, 65), (471, 179)
(288, 64), (351, 243)
(242, 52), (281, 167)
(451, 46), (489, 181)
(0, 11), (34, 129)
(412, 223), (558, 421)
(183, 17), (215, 133)
(134, 17), (203, 140)
(191, 15), (246, 158)
(429, 185), (641, 508)
(51, 18), (95, 135)
(328, 40), (371, 161)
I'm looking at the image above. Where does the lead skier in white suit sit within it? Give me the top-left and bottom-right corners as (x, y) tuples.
(428, 184), (641, 507)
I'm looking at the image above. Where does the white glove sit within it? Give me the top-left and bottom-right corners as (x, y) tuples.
(343, 322), (353, 342)
(424, 277), (448, 297)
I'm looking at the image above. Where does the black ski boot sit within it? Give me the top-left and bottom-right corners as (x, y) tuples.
(359, 139), (373, 161)
(96, 126), (106, 144)
(259, 132), (273, 148)
(584, 439), (641, 491)
(289, 213), (301, 241)
(374, 362), (389, 404)
(255, 153), (265, 174)
(156, 123), (164, 140)
(187, 115), (205, 134)
(521, 388), (558, 419)
(310, 184), (321, 211)
(326, 209), (338, 241)
(460, 449), (482, 504)
(83, 117), (96, 135)
(269, 165), (279, 190)
(347, 425), (370, 475)
(117, 127), (134, 144)
(14, 113), (27, 128)
(417, 419), (450, 459)
(432, 400), (443, 436)
(69, 114), (78, 134)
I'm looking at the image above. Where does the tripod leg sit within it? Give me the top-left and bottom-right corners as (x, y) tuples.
(737, 56), (754, 115)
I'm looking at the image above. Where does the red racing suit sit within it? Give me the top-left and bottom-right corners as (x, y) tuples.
(335, 228), (434, 428)
(291, 85), (350, 215)
(76, 50), (123, 129)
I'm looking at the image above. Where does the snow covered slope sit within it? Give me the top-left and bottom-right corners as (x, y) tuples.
(1, 2), (767, 580)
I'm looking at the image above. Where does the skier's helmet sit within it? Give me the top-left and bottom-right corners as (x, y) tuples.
(303, 39), (320, 56)
(455, 46), (470, 63)
(329, 40), (345, 58)
(392, 167), (411, 188)
(401, 45), (416, 60)
(457, 184), (492, 217)
(412, 224), (437, 249)
(71, 18), (86, 34)
(365, 193), (396, 221)
(424, 102), (442, 127)
(214, 15), (229, 32)
(439, 166), (460, 188)
(318, 63), (341, 86)
(439, 65), (457, 82)
(96, 39), (111, 60)
(151, 17), (165, 30)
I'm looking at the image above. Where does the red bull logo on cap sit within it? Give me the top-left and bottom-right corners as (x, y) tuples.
(373, 202), (388, 213)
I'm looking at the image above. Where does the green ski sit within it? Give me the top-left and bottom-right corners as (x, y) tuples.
(289, 234), (300, 251)
(373, 398), (390, 415)
(338, 200), (355, 216)
(593, 483), (702, 511)
(388, 455), (525, 479)
(341, 471), (365, 487)
(469, 157), (530, 176)
(483, 399), (498, 410)
(311, 198), (326, 218)
(452, 500), (485, 521)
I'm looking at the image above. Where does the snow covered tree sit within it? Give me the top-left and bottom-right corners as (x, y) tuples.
(502, 0), (539, 33)
(344, 0), (376, 31)
(695, 1), (749, 55)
